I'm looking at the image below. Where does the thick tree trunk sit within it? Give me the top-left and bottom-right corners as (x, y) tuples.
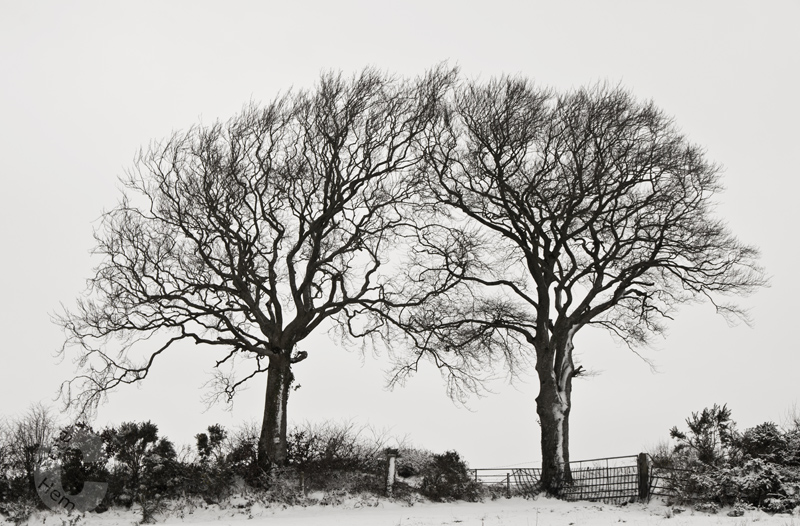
(258, 352), (293, 469)
(535, 330), (577, 495)
(536, 378), (573, 494)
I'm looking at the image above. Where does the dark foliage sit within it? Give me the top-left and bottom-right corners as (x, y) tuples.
(736, 423), (793, 465)
(0, 412), (483, 516)
(52, 423), (110, 498)
(670, 404), (735, 466)
(420, 451), (481, 502)
(284, 421), (389, 495)
(196, 424), (227, 463)
(100, 421), (178, 507)
(183, 424), (235, 502)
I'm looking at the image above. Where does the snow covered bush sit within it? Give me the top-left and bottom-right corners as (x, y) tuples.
(285, 421), (390, 495)
(287, 421), (386, 475)
(687, 458), (782, 506)
(666, 405), (800, 512)
(396, 447), (434, 479)
(0, 428), (11, 506)
(0, 410), (464, 513)
(420, 451), (481, 502)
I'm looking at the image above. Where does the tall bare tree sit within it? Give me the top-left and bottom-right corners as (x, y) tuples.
(58, 67), (454, 468)
(377, 78), (766, 493)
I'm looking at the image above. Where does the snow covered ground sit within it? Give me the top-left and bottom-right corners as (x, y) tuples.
(7, 496), (800, 526)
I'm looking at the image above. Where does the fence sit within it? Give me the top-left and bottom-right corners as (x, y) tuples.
(469, 467), (540, 497)
(649, 465), (695, 499)
(471, 453), (679, 504)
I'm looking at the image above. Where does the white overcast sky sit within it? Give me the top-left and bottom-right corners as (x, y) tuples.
(1, 1), (798, 469)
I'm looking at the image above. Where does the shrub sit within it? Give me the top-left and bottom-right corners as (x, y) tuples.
(737, 422), (787, 464)
(648, 440), (677, 469)
(2, 404), (59, 502)
(687, 458), (782, 506)
(101, 421), (179, 507)
(665, 405), (800, 512)
(420, 450), (481, 502)
(396, 447), (434, 479)
(670, 404), (735, 467)
(184, 424), (234, 502)
(224, 422), (263, 485)
(50, 423), (110, 508)
(196, 424), (227, 464)
(0, 500), (37, 525)
(287, 421), (385, 476)
(285, 421), (389, 494)
(0, 426), (11, 505)
(0, 412), (460, 512)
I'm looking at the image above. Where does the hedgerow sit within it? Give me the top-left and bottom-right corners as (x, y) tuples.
(0, 408), (482, 522)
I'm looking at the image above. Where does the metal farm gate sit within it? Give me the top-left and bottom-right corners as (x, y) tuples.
(471, 453), (677, 504)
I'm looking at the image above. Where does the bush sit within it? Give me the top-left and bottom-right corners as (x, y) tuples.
(285, 421), (388, 494)
(2, 404), (59, 502)
(648, 440), (676, 469)
(664, 405), (800, 512)
(686, 458), (782, 506)
(287, 421), (386, 476)
(396, 447), (434, 479)
(670, 404), (735, 467)
(420, 451), (481, 502)
(737, 423), (788, 464)
(223, 422), (263, 486)
(101, 421), (179, 508)
(50, 422), (111, 509)
(0, 427), (11, 505)
(185, 424), (234, 502)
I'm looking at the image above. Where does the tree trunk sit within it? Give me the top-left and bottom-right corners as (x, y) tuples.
(535, 330), (577, 495)
(536, 379), (572, 494)
(258, 352), (293, 469)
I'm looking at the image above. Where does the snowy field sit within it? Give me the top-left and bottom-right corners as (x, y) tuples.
(7, 497), (800, 526)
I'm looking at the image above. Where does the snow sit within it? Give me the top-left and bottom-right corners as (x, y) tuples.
(8, 496), (800, 526)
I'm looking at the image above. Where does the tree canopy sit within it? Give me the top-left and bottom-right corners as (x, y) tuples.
(58, 66), (455, 466)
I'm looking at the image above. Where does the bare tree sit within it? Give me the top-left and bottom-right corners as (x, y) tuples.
(4, 404), (59, 497)
(378, 78), (766, 493)
(58, 66), (454, 468)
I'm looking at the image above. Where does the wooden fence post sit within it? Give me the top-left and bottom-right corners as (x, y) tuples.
(385, 448), (399, 498)
(637, 453), (650, 501)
